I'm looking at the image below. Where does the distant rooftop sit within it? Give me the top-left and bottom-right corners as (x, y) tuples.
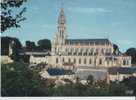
(65, 38), (111, 45)
(108, 67), (136, 75)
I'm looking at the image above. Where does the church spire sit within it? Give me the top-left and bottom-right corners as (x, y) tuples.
(56, 5), (67, 45)
(58, 6), (66, 34)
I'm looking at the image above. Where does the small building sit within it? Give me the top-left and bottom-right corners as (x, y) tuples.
(75, 67), (108, 81)
(1, 56), (13, 64)
(108, 67), (136, 81)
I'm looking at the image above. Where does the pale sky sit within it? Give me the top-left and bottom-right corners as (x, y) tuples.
(2, 0), (136, 52)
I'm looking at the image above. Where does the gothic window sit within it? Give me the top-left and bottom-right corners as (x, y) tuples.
(83, 52), (86, 56)
(79, 58), (81, 64)
(74, 48), (78, 55)
(99, 59), (102, 65)
(62, 58), (65, 63)
(74, 58), (76, 63)
(56, 58), (58, 63)
(84, 58), (86, 64)
(89, 59), (92, 64)
(68, 58), (71, 63)
(123, 60), (126, 65)
(89, 53), (91, 56)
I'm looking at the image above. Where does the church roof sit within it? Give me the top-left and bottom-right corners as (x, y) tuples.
(108, 67), (136, 75)
(65, 38), (111, 45)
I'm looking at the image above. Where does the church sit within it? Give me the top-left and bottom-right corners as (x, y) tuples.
(30, 7), (131, 69)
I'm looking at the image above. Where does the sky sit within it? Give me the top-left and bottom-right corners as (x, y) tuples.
(2, 0), (136, 52)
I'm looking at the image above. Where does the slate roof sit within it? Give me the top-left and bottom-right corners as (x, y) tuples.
(47, 68), (75, 76)
(65, 38), (111, 45)
(108, 67), (136, 75)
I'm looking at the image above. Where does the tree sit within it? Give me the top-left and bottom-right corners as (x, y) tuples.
(113, 44), (121, 55)
(37, 39), (51, 51)
(1, 0), (27, 33)
(1, 62), (46, 96)
(87, 74), (94, 85)
(125, 48), (136, 64)
(121, 76), (136, 95)
(109, 82), (127, 96)
(25, 41), (36, 51)
(1, 36), (22, 55)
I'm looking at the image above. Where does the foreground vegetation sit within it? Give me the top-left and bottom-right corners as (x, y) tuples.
(1, 62), (136, 96)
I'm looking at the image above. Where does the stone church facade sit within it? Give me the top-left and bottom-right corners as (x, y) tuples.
(30, 7), (131, 68)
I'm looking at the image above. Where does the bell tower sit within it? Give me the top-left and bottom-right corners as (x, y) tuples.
(56, 6), (67, 45)
(52, 5), (67, 55)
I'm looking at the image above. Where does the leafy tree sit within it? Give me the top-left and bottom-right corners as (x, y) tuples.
(1, 0), (27, 33)
(125, 48), (136, 64)
(108, 82), (127, 96)
(37, 39), (51, 51)
(1, 62), (46, 96)
(113, 44), (121, 55)
(121, 76), (136, 95)
(87, 74), (94, 85)
(1, 36), (22, 55)
(25, 41), (36, 51)
(95, 80), (108, 88)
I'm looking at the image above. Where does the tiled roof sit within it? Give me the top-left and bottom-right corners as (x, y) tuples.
(65, 38), (110, 45)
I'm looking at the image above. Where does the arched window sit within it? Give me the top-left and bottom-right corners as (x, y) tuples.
(89, 58), (92, 64)
(62, 58), (65, 63)
(74, 58), (76, 63)
(56, 58), (58, 63)
(123, 60), (126, 65)
(68, 58), (71, 63)
(99, 59), (102, 65)
(84, 58), (86, 64)
(79, 58), (81, 64)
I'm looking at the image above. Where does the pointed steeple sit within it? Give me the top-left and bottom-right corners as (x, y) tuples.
(55, 5), (67, 45)
(58, 0), (65, 24)
(52, 3), (67, 55)
(57, 6), (66, 35)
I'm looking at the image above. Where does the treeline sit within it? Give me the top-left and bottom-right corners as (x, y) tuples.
(1, 36), (22, 55)
(1, 36), (51, 54)
(112, 44), (136, 65)
(25, 39), (51, 51)
(125, 48), (136, 65)
(1, 62), (136, 96)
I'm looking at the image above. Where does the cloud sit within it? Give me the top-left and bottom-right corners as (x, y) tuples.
(67, 7), (111, 14)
